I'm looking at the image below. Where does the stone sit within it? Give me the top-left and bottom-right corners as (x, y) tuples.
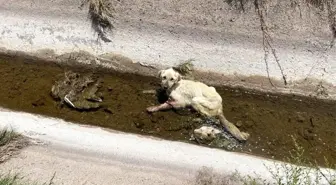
(235, 121), (243, 128)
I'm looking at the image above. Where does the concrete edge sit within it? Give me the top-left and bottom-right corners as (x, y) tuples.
(0, 108), (335, 184)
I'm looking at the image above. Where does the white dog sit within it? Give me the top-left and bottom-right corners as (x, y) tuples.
(147, 68), (250, 141)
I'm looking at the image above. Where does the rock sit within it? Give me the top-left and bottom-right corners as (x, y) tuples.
(235, 121), (243, 128)
(134, 121), (144, 129)
(193, 126), (221, 142)
(303, 129), (315, 141)
(191, 125), (241, 151)
(296, 112), (307, 123)
(32, 97), (45, 107)
(245, 120), (254, 128)
(192, 118), (203, 123)
(103, 108), (113, 114)
(309, 117), (315, 127)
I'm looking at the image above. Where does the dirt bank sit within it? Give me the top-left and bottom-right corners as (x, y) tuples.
(0, 145), (192, 185)
(0, 54), (335, 166)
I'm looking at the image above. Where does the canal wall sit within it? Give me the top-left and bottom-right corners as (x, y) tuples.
(0, 0), (335, 99)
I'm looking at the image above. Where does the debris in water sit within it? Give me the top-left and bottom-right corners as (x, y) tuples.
(235, 120), (243, 128)
(51, 71), (103, 110)
(103, 107), (113, 114)
(142, 90), (156, 94)
(190, 117), (242, 151)
(134, 121), (144, 129)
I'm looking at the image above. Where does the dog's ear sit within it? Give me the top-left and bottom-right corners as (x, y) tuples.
(157, 70), (163, 78)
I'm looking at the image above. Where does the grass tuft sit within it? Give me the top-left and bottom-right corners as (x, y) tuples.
(0, 128), (28, 164)
(0, 173), (56, 185)
(194, 136), (336, 185)
(80, 0), (115, 42)
(0, 174), (24, 185)
(0, 130), (17, 147)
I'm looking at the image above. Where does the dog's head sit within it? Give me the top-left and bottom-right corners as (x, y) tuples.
(158, 68), (181, 90)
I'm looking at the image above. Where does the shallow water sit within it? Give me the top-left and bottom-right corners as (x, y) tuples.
(0, 54), (335, 166)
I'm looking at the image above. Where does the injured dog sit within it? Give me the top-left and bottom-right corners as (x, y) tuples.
(146, 68), (250, 141)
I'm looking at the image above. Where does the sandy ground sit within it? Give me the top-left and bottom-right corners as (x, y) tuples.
(0, 144), (193, 185)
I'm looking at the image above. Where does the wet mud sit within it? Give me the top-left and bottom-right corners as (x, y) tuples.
(0, 54), (335, 166)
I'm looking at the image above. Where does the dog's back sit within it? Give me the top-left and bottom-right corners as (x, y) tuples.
(172, 79), (222, 103)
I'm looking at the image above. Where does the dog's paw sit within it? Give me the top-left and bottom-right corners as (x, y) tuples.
(146, 106), (158, 113)
(240, 132), (250, 141)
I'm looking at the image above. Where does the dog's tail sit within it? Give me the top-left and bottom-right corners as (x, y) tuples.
(218, 114), (250, 141)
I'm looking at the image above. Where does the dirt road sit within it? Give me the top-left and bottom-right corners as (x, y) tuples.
(0, 145), (192, 185)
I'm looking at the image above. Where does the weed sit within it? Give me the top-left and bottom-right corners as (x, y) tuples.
(0, 172), (56, 185)
(0, 128), (28, 163)
(194, 136), (335, 185)
(0, 130), (16, 147)
(172, 59), (195, 80)
(80, 0), (115, 42)
(0, 174), (20, 185)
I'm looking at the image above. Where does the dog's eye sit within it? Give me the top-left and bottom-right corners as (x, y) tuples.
(170, 78), (174, 81)
(163, 76), (166, 79)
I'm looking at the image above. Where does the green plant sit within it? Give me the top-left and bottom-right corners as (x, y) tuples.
(317, 157), (336, 185)
(0, 129), (16, 147)
(234, 136), (335, 185)
(0, 174), (21, 185)
(0, 172), (56, 185)
(0, 128), (28, 163)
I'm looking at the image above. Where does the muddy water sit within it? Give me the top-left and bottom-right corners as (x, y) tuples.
(0, 54), (335, 166)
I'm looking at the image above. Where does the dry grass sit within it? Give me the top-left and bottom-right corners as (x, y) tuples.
(80, 0), (115, 42)
(0, 129), (28, 164)
(0, 129), (50, 185)
(0, 173), (56, 185)
(172, 59), (195, 80)
(193, 137), (336, 185)
(194, 167), (269, 185)
(194, 167), (242, 185)
(0, 174), (22, 185)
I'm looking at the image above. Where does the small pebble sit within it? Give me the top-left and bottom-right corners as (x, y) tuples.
(235, 121), (243, 128)
(142, 90), (156, 94)
(192, 118), (203, 123)
(103, 108), (113, 114)
(134, 121), (144, 129)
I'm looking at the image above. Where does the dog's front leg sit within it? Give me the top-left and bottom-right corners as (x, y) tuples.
(146, 100), (182, 113)
(146, 102), (173, 112)
(166, 100), (184, 109)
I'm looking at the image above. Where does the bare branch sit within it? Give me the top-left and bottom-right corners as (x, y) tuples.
(255, 0), (288, 86)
